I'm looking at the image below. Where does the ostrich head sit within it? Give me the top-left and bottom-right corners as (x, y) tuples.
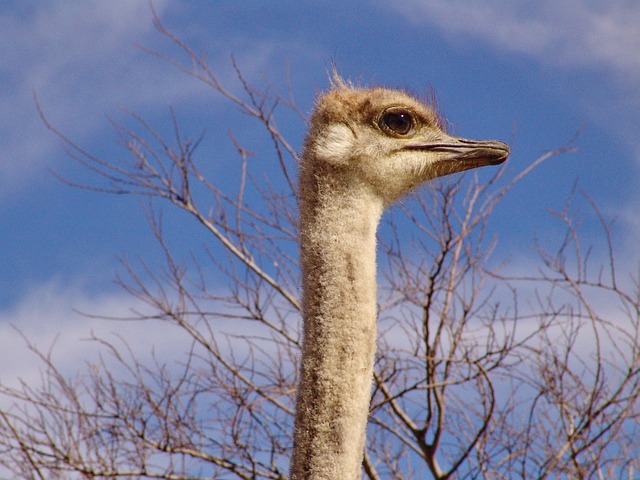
(303, 84), (509, 204)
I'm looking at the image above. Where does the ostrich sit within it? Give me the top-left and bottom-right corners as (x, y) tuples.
(292, 77), (509, 480)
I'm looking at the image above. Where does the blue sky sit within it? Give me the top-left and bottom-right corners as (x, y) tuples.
(1, 1), (639, 384)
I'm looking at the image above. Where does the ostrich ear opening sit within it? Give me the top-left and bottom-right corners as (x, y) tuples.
(312, 123), (356, 165)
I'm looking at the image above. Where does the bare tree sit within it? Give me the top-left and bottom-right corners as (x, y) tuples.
(1, 15), (639, 480)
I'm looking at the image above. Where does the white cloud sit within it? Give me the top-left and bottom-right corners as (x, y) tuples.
(0, 1), (207, 192)
(0, 278), (185, 391)
(0, 2), (294, 196)
(387, 1), (640, 78)
(0, 2), (148, 186)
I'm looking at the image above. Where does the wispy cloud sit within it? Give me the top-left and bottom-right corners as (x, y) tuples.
(386, 1), (640, 79)
(0, 278), (185, 390)
(1, 2), (149, 187)
(0, 2), (300, 196)
(0, 1), (202, 192)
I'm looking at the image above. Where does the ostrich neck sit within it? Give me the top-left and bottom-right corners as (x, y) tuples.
(292, 169), (383, 480)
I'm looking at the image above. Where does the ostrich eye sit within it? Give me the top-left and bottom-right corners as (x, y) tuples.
(379, 109), (415, 136)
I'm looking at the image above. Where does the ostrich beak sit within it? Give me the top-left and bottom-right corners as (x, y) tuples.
(407, 138), (510, 168)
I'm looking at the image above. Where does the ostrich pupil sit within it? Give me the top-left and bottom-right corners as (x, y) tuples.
(382, 111), (413, 135)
